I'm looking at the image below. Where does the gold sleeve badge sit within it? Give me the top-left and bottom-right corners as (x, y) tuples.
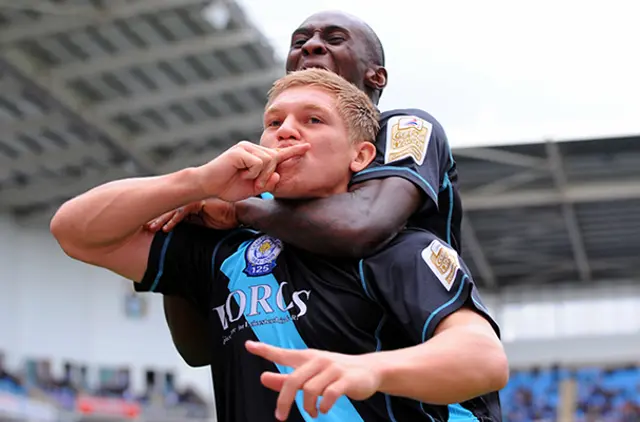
(421, 239), (460, 292)
(384, 115), (432, 165)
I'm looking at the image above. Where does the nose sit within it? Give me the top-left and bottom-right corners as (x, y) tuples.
(301, 34), (327, 57)
(275, 117), (301, 142)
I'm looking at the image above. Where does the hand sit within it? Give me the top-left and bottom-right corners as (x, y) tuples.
(245, 341), (380, 420)
(198, 141), (310, 202)
(145, 198), (238, 232)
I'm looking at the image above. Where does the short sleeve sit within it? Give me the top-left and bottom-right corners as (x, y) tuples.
(350, 109), (453, 211)
(362, 231), (499, 343)
(135, 223), (236, 308)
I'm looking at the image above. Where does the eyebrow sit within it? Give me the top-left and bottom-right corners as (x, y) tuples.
(292, 25), (350, 37)
(264, 103), (332, 118)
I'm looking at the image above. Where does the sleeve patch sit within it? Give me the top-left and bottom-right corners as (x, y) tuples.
(384, 115), (432, 165)
(421, 239), (460, 291)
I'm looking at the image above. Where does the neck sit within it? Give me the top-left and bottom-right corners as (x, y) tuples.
(367, 89), (380, 106)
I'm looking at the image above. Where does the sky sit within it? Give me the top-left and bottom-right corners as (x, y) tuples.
(233, 0), (640, 148)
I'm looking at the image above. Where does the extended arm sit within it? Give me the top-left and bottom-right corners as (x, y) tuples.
(245, 309), (507, 419)
(372, 308), (508, 404)
(236, 177), (422, 257)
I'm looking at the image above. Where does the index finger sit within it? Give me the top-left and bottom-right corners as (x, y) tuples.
(245, 341), (307, 368)
(275, 143), (310, 163)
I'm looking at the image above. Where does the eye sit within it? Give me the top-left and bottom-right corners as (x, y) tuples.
(309, 116), (323, 124)
(292, 37), (307, 48)
(326, 34), (346, 45)
(267, 120), (281, 127)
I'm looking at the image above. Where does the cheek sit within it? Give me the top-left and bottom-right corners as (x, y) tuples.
(259, 134), (275, 148)
(285, 51), (299, 71)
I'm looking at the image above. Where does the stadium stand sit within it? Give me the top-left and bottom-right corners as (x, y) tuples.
(4, 346), (640, 421)
(501, 367), (564, 422)
(498, 364), (640, 422)
(0, 350), (210, 422)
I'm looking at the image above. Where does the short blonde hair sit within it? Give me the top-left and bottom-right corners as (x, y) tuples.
(266, 68), (380, 142)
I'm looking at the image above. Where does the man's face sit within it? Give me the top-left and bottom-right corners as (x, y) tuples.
(260, 86), (373, 199)
(285, 12), (371, 91)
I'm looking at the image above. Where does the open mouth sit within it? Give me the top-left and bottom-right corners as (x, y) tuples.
(300, 63), (331, 71)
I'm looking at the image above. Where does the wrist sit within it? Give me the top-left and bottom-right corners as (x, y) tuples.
(235, 197), (265, 226)
(189, 165), (221, 199)
(167, 167), (210, 203)
(367, 350), (410, 394)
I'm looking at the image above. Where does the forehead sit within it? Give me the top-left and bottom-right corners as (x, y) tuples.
(295, 12), (365, 38)
(266, 86), (337, 114)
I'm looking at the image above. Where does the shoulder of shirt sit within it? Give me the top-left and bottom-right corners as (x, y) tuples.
(366, 229), (471, 280)
(380, 108), (440, 125)
(365, 228), (441, 264)
(379, 108), (447, 139)
(389, 228), (444, 250)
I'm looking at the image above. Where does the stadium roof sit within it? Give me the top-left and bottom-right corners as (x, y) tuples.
(457, 135), (640, 290)
(0, 0), (282, 219)
(1, 1), (638, 291)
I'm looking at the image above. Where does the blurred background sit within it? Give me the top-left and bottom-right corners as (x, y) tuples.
(0, 1), (638, 421)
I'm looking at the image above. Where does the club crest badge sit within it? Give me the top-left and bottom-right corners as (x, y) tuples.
(244, 235), (283, 277)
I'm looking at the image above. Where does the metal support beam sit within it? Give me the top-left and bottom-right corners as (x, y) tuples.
(0, 143), (112, 180)
(132, 110), (264, 151)
(1, 47), (157, 175)
(0, 167), (129, 209)
(0, 0), (208, 46)
(454, 147), (549, 169)
(462, 178), (640, 210)
(0, 113), (69, 139)
(462, 217), (497, 288)
(93, 67), (282, 116)
(49, 30), (259, 80)
(157, 146), (225, 174)
(465, 170), (547, 196)
(546, 141), (591, 282)
(12, 202), (61, 228)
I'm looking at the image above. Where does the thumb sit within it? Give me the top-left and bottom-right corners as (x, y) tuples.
(260, 372), (287, 392)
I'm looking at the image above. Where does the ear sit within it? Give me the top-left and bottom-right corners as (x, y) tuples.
(364, 66), (388, 92)
(350, 141), (377, 173)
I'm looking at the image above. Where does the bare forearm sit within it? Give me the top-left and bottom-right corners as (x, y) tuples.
(236, 179), (421, 257)
(51, 168), (204, 250)
(372, 327), (508, 404)
(236, 195), (378, 257)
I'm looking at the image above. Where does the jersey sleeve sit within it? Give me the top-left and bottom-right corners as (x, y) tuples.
(350, 109), (452, 211)
(135, 223), (235, 309)
(362, 231), (499, 343)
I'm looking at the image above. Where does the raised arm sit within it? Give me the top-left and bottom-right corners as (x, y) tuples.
(236, 177), (422, 258)
(50, 168), (206, 282)
(50, 141), (307, 279)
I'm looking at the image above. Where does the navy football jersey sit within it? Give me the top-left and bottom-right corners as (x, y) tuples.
(351, 109), (463, 253)
(135, 224), (501, 422)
